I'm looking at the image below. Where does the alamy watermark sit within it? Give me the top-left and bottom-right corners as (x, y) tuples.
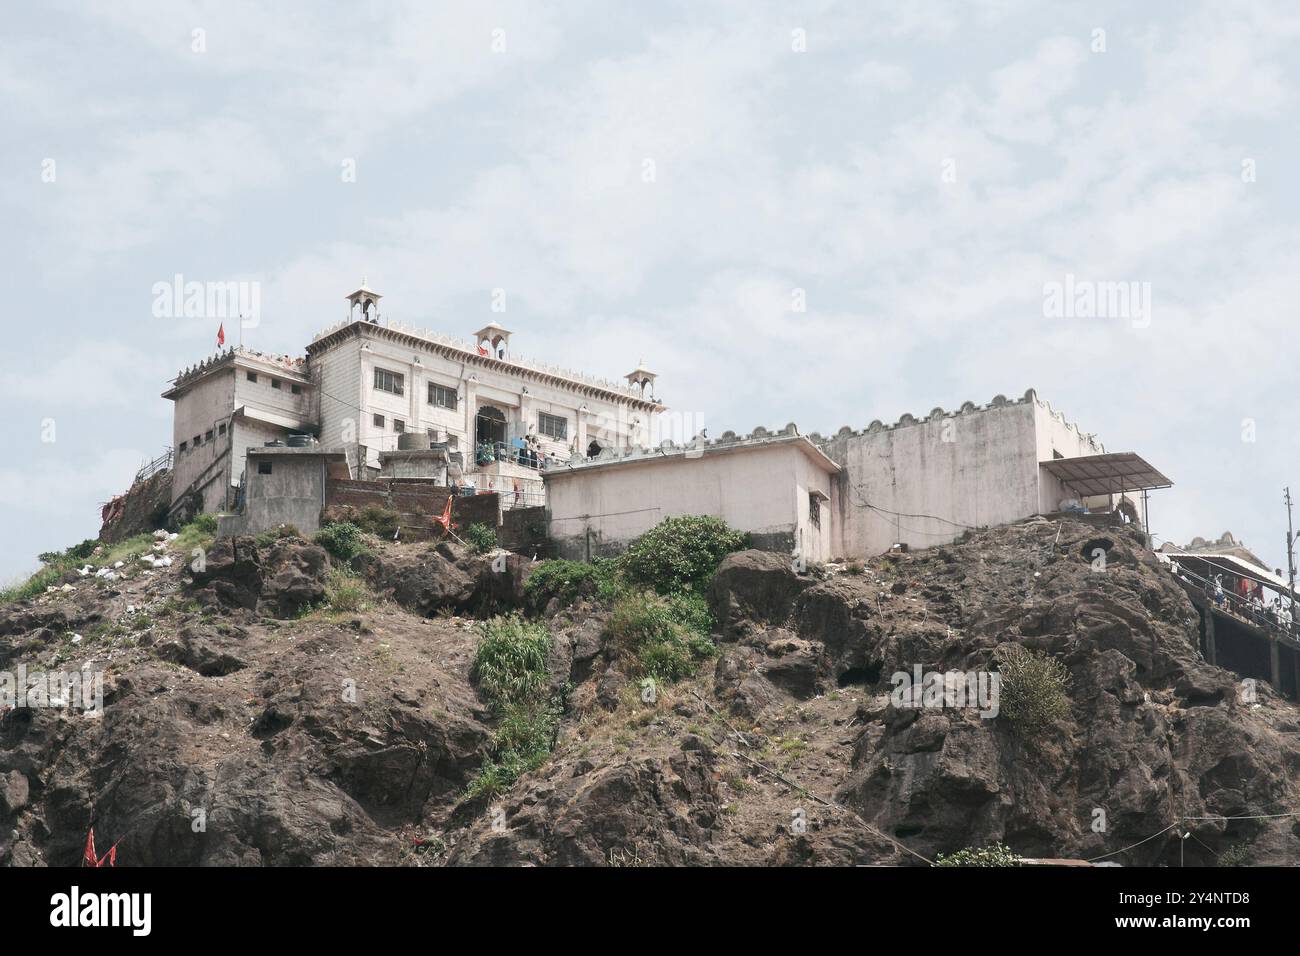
(152, 274), (260, 326)
(891, 665), (1000, 718)
(1, 665), (104, 717)
(1043, 273), (1151, 329)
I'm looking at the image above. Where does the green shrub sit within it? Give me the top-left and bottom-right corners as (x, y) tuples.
(467, 615), (562, 798)
(933, 843), (1020, 867)
(994, 643), (1071, 736)
(465, 522), (497, 554)
(620, 515), (747, 595)
(190, 513), (219, 535)
(315, 522), (369, 565)
(471, 615), (552, 708)
(358, 504), (400, 538)
(523, 559), (612, 612)
(325, 569), (369, 613)
(606, 591), (716, 683)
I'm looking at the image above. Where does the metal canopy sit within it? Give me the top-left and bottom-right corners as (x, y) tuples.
(1040, 452), (1173, 498)
(1163, 549), (1292, 593)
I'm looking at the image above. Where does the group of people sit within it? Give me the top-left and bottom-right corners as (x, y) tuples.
(473, 436), (548, 470)
(1203, 571), (1295, 635)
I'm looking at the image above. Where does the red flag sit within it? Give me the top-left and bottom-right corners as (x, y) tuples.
(217, 322), (226, 347)
(82, 826), (121, 867)
(476, 344), (489, 356)
(432, 496), (453, 533)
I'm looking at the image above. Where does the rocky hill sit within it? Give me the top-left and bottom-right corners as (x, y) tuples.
(2, 516), (1297, 866)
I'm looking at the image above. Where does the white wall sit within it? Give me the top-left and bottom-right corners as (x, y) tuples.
(171, 369), (235, 512)
(310, 322), (658, 479)
(544, 442), (835, 562)
(819, 399), (1041, 558)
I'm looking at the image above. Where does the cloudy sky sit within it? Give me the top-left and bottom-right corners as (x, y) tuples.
(2, 1), (1298, 583)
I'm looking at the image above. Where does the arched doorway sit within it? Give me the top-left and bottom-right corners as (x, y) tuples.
(476, 405), (507, 447)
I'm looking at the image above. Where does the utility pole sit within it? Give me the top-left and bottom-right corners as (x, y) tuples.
(1287, 487), (1297, 606)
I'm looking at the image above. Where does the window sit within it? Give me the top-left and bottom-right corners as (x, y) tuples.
(204, 430), (214, 442)
(218, 423), (226, 436)
(374, 367), (404, 396)
(809, 492), (822, 528)
(258, 461), (273, 475)
(179, 441), (188, 453)
(271, 378), (281, 390)
(291, 384), (302, 395)
(246, 371), (257, 383)
(193, 434), (201, 447)
(373, 414), (385, 428)
(428, 382), (457, 410)
(538, 412), (568, 441)
(393, 419), (405, 433)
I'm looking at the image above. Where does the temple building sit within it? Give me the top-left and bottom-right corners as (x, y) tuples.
(163, 283), (663, 519)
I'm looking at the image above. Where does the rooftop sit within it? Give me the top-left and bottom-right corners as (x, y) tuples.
(308, 317), (661, 409)
(164, 346), (310, 398)
(543, 423), (840, 477)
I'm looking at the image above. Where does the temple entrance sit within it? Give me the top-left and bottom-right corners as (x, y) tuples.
(476, 405), (507, 447)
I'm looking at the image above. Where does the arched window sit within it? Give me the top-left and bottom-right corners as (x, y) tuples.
(476, 405), (507, 447)
(586, 440), (603, 459)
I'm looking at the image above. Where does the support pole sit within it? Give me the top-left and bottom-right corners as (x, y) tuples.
(1271, 639), (1281, 693)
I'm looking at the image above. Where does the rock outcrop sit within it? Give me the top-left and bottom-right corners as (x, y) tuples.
(3, 518), (1299, 867)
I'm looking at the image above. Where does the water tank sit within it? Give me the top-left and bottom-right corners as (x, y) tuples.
(397, 432), (428, 451)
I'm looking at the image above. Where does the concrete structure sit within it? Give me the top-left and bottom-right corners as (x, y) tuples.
(163, 349), (316, 518)
(163, 283), (663, 523)
(306, 291), (663, 483)
(813, 389), (1169, 558)
(541, 388), (1171, 566)
(216, 447), (349, 537)
(543, 426), (839, 562)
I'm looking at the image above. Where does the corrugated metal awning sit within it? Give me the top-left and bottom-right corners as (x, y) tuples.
(1163, 549), (1291, 593)
(1040, 452), (1172, 497)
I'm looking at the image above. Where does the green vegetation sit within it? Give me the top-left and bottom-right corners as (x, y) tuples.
(314, 522), (369, 566)
(464, 522), (498, 555)
(994, 643), (1072, 737)
(523, 558), (620, 612)
(619, 515), (748, 595)
(467, 615), (562, 799)
(2, 514), (219, 606)
(933, 843), (1021, 867)
(606, 590), (716, 683)
(324, 569), (370, 613)
(324, 504), (400, 539)
(254, 524), (301, 548)
(1217, 844), (1250, 867)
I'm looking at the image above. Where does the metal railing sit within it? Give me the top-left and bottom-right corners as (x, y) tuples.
(1167, 559), (1296, 641)
(135, 448), (174, 484)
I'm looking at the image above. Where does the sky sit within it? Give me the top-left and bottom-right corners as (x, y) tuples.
(1, 0), (1298, 584)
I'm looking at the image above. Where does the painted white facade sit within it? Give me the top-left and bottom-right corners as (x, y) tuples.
(543, 428), (839, 563)
(163, 350), (314, 515)
(305, 316), (663, 502)
(814, 388), (1142, 558)
(164, 287), (664, 519)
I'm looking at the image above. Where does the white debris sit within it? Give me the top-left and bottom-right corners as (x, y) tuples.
(60, 584), (75, 593)
(77, 565), (94, 576)
(113, 561), (124, 569)
(153, 529), (169, 540)
(70, 634), (83, 644)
